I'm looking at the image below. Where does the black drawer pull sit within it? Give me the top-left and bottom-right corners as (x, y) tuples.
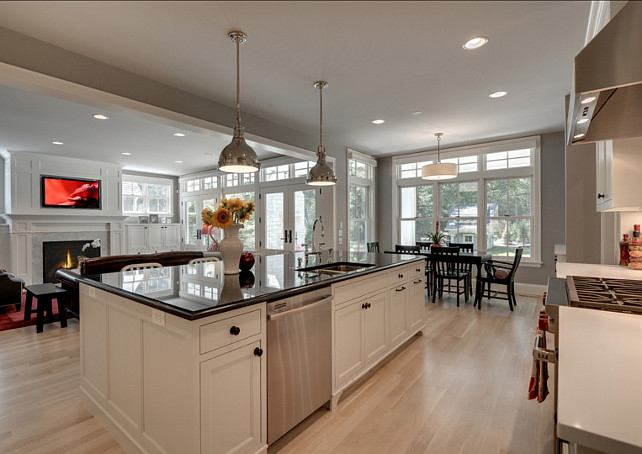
(398, 273), (404, 278)
(416, 268), (421, 272)
(413, 279), (422, 284)
(230, 326), (241, 335)
(597, 193), (605, 199)
(396, 286), (406, 292)
(253, 347), (263, 357)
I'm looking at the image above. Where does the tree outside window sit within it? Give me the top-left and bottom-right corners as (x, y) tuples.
(486, 177), (532, 257)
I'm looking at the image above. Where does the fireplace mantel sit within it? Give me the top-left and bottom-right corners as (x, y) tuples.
(2, 214), (127, 284)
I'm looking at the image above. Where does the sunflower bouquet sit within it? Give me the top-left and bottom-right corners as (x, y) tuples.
(202, 198), (255, 230)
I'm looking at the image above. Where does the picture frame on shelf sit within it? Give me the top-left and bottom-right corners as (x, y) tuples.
(139, 215), (149, 224)
(161, 217), (167, 224)
(165, 217), (173, 224)
(150, 214), (159, 224)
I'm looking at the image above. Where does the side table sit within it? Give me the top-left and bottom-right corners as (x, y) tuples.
(23, 283), (69, 333)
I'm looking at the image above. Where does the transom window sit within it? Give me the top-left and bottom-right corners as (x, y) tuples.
(399, 161), (432, 179)
(123, 176), (173, 215)
(441, 155), (479, 173)
(485, 149), (532, 170)
(225, 172), (255, 187)
(263, 164), (290, 182)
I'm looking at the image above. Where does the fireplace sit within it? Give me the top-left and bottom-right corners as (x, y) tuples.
(42, 240), (101, 283)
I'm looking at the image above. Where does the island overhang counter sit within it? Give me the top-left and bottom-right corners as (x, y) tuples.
(70, 251), (426, 454)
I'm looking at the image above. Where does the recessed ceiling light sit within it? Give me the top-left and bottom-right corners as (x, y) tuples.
(204, 152), (213, 156)
(93, 113), (109, 120)
(581, 96), (596, 104)
(52, 141), (63, 145)
(463, 36), (488, 50)
(175, 160), (183, 163)
(489, 91), (508, 98)
(372, 119), (385, 125)
(121, 152), (132, 156)
(574, 133), (586, 139)
(577, 118), (589, 124)
(411, 111), (423, 116)
(173, 132), (186, 137)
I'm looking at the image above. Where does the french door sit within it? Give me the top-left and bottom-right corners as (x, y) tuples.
(260, 184), (318, 254)
(182, 194), (219, 250)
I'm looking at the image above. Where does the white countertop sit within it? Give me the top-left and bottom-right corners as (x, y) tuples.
(558, 306), (642, 453)
(557, 262), (642, 280)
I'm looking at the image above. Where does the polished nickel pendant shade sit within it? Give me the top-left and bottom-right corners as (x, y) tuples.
(218, 30), (260, 173)
(307, 81), (337, 186)
(421, 133), (457, 180)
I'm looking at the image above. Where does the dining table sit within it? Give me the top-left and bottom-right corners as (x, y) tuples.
(384, 250), (492, 309)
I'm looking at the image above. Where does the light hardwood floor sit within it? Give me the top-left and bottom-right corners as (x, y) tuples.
(0, 293), (553, 454)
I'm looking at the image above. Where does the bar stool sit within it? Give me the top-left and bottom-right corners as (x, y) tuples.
(23, 283), (69, 333)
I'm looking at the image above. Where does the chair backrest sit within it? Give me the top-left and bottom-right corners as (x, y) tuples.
(430, 246), (462, 274)
(188, 257), (220, 265)
(449, 242), (474, 253)
(416, 241), (432, 252)
(395, 244), (420, 254)
(508, 248), (524, 279)
(121, 262), (162, 272)
(367, 242), (380, 253)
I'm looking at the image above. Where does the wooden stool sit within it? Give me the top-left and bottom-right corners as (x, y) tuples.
(23, 283), (69, 333)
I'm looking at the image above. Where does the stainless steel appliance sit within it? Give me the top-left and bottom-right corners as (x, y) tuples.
(267, 289), (332, 445)
(541, 275), (642, 453)
(567, 1), (642, 145)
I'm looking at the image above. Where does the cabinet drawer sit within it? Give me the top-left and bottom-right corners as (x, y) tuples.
(333, 272), (387, 306)
(200, 309), (262, 354)
(387, 265), (409, 287)
(408, 261), (425, 280)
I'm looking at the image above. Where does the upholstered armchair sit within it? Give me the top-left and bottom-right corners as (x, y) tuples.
(0, 271), (25, 311)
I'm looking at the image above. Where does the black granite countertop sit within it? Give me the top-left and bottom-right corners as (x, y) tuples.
(68, 251), (423, 320)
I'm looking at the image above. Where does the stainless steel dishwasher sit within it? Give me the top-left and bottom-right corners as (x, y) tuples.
(267, 288), (332, 445)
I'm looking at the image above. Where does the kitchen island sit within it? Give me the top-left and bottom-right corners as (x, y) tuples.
(72, 251), (425, 454)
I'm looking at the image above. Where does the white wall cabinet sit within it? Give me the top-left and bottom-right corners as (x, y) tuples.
(125, 224), (181, 253)
(331, 261), (426, 407)
(596, 138), (642, 212)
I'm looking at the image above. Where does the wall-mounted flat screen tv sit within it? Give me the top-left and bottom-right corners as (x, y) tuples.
(41, 176), (101, 209)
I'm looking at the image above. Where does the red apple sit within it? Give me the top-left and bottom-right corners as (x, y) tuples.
(239, 251), (255, 271)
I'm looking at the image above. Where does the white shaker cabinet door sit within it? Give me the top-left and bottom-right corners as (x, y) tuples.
(408, 276), (426, 333)
(388, 285), (408, 350)
(126, 225), (148, 253)
(363, 292), (388, 367)
(334, 301), (365, 389)
(200, 341), (263, 454)
(163, 224), (181, 250)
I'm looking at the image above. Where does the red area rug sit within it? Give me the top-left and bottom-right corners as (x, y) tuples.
(0, 293), (60, 332)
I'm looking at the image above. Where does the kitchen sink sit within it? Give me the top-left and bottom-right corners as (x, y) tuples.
(298, 262), (375, 275)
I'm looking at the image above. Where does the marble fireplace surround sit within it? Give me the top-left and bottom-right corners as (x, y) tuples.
(2, 215), (126, 285)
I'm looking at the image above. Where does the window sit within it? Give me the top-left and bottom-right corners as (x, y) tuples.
(394, 136), (540, 263)
(399, 185), (433, 244)
(263, 164), (290, 182)
(486, 177), (532, 258)
(293, 161), (316, 178)
(123, 176), (173, 215)
(225, 172), (255, 187)
(224, 191), (256, 249)
(348, 151), (376, 254)
(439, 181), (479, 249)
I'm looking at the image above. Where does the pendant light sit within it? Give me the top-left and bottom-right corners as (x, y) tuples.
(218, 30), (260, 173)
(307, 81), (337, 186)
(421, 133), (457, 180)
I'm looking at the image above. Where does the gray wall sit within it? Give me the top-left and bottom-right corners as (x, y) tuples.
(376, 131), (567, 286)
(0, 26), (348, 240)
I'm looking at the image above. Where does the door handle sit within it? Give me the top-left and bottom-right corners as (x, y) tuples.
(288, 230), (292, 244)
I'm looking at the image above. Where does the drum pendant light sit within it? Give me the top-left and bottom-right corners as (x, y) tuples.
(218, 30), (260, 173)
(421, 133), (457, 180)
(307, 81), (337, 186)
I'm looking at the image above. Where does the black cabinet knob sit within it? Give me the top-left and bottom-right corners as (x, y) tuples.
(367, 302), (372, 309)
(416, 268), (421, 272)
(598, 193), (605, 199)
(253, 347), (263, 357)
(230, 325), (241, 335)
(362, 303), (367, 309)
(398, 274), (404, 278)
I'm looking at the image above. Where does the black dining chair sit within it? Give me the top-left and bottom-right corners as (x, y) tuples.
(430, 246), (469, 306)
(478, 248), (523, 311)
(395, 245), (420, 254)
(449, 242), (474, 296)
(416, 241), (433, 293)
(416, 241), (432, 252)
(367, 242), (379, 253)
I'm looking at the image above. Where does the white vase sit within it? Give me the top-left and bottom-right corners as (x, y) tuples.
(220, 223), (244, 275)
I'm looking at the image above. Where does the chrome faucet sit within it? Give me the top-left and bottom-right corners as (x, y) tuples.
(312, 216), (325, 253)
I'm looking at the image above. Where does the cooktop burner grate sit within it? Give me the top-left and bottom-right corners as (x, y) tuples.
(567, 276), (642, 314)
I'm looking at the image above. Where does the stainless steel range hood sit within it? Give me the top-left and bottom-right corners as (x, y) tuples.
(567, 1), (642, 146)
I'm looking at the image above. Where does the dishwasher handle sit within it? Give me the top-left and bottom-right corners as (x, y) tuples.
(267, 296), (332, 321)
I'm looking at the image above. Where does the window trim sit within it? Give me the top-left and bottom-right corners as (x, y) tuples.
(392, 135), (541, 264)
(347, 148), (376, 254)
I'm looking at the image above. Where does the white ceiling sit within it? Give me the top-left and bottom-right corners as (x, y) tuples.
(0, 1), (590, 174)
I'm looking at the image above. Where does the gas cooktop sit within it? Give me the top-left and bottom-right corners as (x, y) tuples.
(567, 275), (642, 315)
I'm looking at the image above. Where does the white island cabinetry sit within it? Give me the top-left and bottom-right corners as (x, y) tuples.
(79, 284), (267, 454)
(331, 261), (426, 408)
